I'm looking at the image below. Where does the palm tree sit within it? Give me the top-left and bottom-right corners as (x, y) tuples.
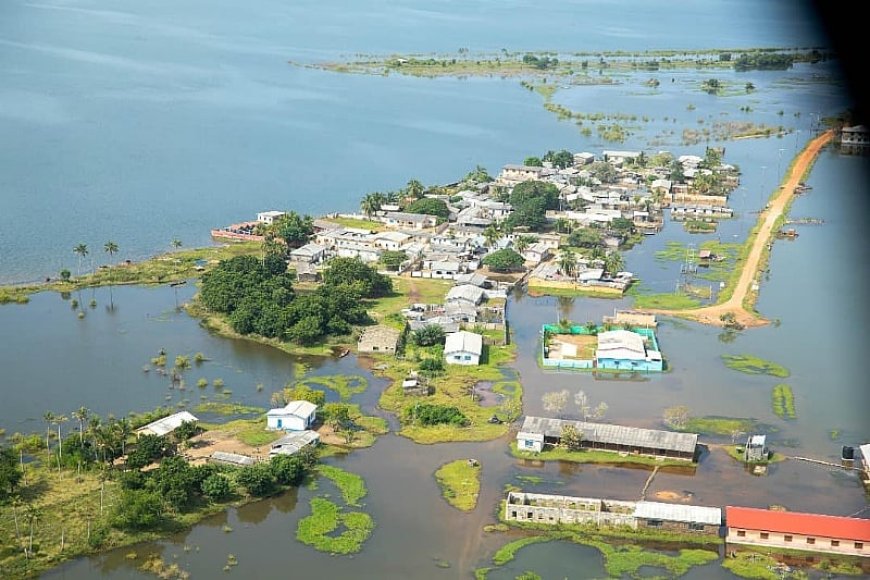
(103, 241), (119, 309)
(87, 415), (103, 462)
(73, 244), (88, 277)
(589, 246), (606, 262)
(171, 238), (182, 250)
(360, 193), (383, 219)
(483, 225), (500, 248)
(557, 249), (577, 278)
(605, 251), (624, 275)
(555, 218), (572, 234)
(405, 179), (424, 199)
(114, 418), (133, 456)
(72, 407), (89, 445)
(513, 235), (536, 254)
(43, 411), (56, 459)
(55, 414), (68, 464)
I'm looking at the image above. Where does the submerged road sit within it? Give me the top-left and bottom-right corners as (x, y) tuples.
(650, 129), (834, 328)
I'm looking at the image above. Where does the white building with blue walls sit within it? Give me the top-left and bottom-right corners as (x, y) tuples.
(266, 400), (317, 431)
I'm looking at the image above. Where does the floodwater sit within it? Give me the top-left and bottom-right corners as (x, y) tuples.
(1, 0), (868, 578)
(0, 0), (829, 284)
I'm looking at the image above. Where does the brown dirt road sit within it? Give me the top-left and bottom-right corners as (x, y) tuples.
(646, 129), (834, 328)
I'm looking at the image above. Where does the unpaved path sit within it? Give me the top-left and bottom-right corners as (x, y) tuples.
(646, 130), (833, 328)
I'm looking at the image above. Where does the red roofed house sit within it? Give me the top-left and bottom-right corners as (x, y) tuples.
(725, 506), (870, 558)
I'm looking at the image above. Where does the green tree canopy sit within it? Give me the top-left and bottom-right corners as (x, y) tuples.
(482, 248), (525, 272)
(523, 156), (543, 167)
(271, 212), (314, 249)
(405, 198), (450, 220)
(543, 149), (574, 169)
(0, 446), (23, 499)
(506, 180), (560, 231)
(412, 324), (446, 347)
(322, 257), (393, 298)
(380, 250), (407, 271)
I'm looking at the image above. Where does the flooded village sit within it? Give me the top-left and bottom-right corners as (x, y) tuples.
(1, 1), (869, 575)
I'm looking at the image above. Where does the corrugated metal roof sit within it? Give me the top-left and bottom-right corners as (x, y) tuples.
(210, 451), (256, 466)
(135, 411), (198, 437)
(267, 400), (317, 418)
(445, 330), (483, 356)
(635, 501), (722, 525)
(726, 506), (870, 542)
(520, 416), (698, 454)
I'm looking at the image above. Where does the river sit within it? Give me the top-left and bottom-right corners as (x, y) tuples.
(1, 0), (867, 578)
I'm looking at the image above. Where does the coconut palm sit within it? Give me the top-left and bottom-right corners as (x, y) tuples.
(605, 251), (624, 275)
(513, 235), (537, 254)
(557, 249), (577, 278)
(72, 407), (89, 445)
(171, 238), (182, 250)
(55, 414), (68, 464)
(103, 241), (119, 309)
(555, 217), (572, 234)
(483, 225), (501, 248)
(43, 411), (56, 459)
(73, 244), (88, 277)
(114, 417), (133, 456)
(360, 193), (383, 218)
(405, 179), (424, 199)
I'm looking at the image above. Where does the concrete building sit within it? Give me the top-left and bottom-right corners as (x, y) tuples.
(725, 506), (870, 558)
(517, 416), (698, 461)
(744, 435), (768, 462)
(266, 401), (317, 431)
(500, 164), (546, 183)
(595, 329), (663, 371)
(382, 212), (437, 230)
(504, 492), (721, 535)
(257, 211), (286, 225)
(444, 330), (483, 366)
(372, 231), (413, 251)
(269, 430), (320, 456)
(135, 411), (199, 438)
(521, 242), (551, 265)
(357, 325), (401, 354)
(445, 284), (486, 306)
(289, 243), (327, 264)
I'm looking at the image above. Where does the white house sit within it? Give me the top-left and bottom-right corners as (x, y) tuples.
(595, 330), (647, 361)
(373, 231), (413, 251)
(266, 400), (318, 431)
(257, 211), (286, 225)
(290, 243), (327, 264)
(446, 284), (486, 306)
(516, 431), (545, 453)
(135, 411), (199, 438)
(522, 243), (551, 265)
(381, 212), (437, 230)
(500, 164), (545, 183)
(444, 330), (484, 366)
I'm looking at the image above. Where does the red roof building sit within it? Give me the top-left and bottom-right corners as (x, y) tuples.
(725, 506), (870, 558)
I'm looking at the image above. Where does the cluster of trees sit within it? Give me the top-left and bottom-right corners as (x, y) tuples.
(405, 198), (450, 220)
(482, 248), (525, 272)
(201, 256), (391, 345)
(542, 389), (608, 421)
(113, 450), (317, 531)
(521, 54), (559, 70)
(506, 180), (560, 231)
(0, 446), (23, 500)
(359, 179), (428, 218)
(524, 150), (573, 169)
(733, 52), (794, 72)
(406, 403), (469, 427)
(268, 212), (314, 249)
(701, 78), (721, 94)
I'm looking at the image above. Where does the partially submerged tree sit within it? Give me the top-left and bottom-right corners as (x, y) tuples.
(663, 405), (690, 429)
(542, 390), (569, 417)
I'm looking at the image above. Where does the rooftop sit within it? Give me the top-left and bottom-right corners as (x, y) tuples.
(135, 411), (199, 437)
(520, 416), (698, 455)
(267, 400), (317, 418)
(634, 501), (722, 525)
(725, 507), (870, 542)
(445, 330), (483, 356)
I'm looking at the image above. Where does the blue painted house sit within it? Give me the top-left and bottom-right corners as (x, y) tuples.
(595, 329), (663, 371)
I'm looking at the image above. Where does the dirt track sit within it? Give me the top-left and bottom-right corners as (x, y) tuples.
(647, 130), (834, 328)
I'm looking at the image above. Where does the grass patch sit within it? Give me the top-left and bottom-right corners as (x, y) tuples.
(632, 292), (701, 310)
(0, 287), (31, 304)
(318, 465), (368, 506)
(509, 442), (692, 468)
(722, 550), (788, 579)
(376, 342), (518, 444)
(526, 283), (626, 299)
(320, 217), (386, 231)
(722, 354), (790, 377)
(199, 416), (282, 447)
(366, 276), (452, 325)
(683, 416), (757, 436)
(295, 498), (374, 555)
(493, 534), (566, 566)
(296, 375), (368, 401)
(193, 402), (265, 416)
(771, 384), (796, 419)
(722, 445), (787, 465)
(434, 459), (481, 512)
